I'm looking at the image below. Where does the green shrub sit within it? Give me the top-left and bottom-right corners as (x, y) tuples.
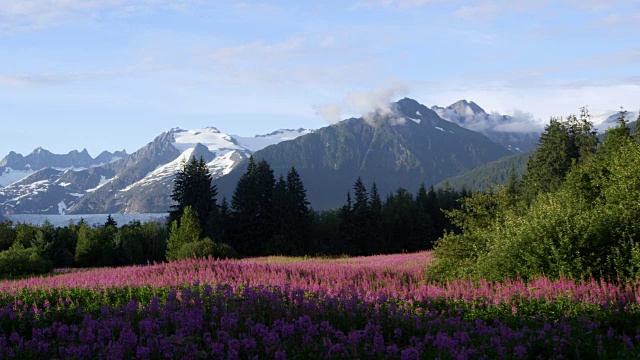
(174, 238), (238, 260)
(0, 243), (52, 276)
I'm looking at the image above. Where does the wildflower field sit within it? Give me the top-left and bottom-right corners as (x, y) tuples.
(1, 252), (639, 359)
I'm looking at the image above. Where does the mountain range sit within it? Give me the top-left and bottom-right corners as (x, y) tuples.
(0, 97), (561, 214)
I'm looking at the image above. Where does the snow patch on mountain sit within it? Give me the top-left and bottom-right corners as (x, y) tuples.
(207, 150), (244, 177)
(232, 129), (313, 152)
(120, 148), (196, 193)
(86, 176), (115, 193)
(58, 201), (68, 215)
(172, 127), (244, 153)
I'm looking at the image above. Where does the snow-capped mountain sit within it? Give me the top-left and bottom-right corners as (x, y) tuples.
(431, 100), (541, 152)
(0, 127), (312, 215)
(0, 148), (125, 187)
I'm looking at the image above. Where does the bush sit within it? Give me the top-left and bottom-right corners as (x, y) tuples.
(174, 238), (238, 261)
(0, 243), (52, 276)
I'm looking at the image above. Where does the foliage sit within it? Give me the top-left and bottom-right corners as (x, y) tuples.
(74, 223), (116, 267)
(522, 110), (597, 198)
(169, 155), (218, 235)
(166, 206), (202, 261)
(173, 237), (238, 260)
(0, 242), (52, 276)
(431, 113), (640, 281)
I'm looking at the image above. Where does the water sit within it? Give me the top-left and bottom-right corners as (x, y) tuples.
(4, 213), (169, 228)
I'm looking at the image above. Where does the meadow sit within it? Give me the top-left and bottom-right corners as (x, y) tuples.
(0, 252), (639, 359)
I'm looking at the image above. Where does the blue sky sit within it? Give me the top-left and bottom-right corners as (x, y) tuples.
(0, 0), (638, 157)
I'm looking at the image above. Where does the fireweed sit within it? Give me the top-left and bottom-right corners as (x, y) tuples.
(0, 252), (639, 359)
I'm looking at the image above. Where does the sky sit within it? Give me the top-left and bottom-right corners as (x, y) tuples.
(0, 0), (639, 157)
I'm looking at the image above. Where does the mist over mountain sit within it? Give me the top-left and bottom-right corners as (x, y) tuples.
(431, 100), (541, 152)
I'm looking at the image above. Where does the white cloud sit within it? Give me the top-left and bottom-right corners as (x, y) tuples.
(314, 83), (409, 125)
(194, 36), (384, 88)
(453, 1), (548, 20)
(0, 58), (166, 88)
(0, 0), (191, 30)
(355, 0), (445, 9)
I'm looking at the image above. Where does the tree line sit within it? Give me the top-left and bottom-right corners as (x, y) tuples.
(168, 156), (469, 259)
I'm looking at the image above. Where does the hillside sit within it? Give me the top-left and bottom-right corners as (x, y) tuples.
(437, 152), (531, 191)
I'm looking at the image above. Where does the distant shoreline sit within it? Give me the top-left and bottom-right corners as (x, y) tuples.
(4, 213), (169, 227)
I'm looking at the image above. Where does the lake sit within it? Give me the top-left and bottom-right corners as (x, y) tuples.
(4, 213), (169, 227)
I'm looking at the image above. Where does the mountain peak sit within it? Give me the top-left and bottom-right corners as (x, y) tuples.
(395, 97), (443, 125)
(203, 126), (221, 133)
(30, 147), (51, 156)
(448, 99), (487, 115)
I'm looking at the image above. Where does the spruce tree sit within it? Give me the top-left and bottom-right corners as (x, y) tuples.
(415, 183), (436, 249)
(170, 156), (218, 233)
(370, 183), (382, 217)
(270, 176), (289, 254)
(230, 157), (276, 256)
(505, 162), (519, 205)
(338, 192), (355, 254)
(604, 108), (631, 149)
(104, 214), (117, 228)
(351, 178), (370, 255)
(523, 118), (573, 196)
(369, 183), (384, 253)
(285, 166), (311, 255)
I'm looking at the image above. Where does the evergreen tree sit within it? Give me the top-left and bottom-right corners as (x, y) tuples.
(166, 206), (202, 261)
(281, 167), (311, 255)
(523, 118), (574, 196)
(415, 183), (436, 250)
(74, 224), (115, 267)
(369, 183), (384, 253)
(112, 230), (133, 266)
(352, 177), (369, 216)
(170, 156), (218, 233)
(230, 157), (276, 256)
(370, 183), (383, 217)
(604, 108), (632, 149)
(505, 162), (520, 206)
(567, 107), (598, 160)
(338, 192), (355, 254)
(269, 176), (289, 254)
(351, 178), (370, 255)
(383, 188), (416, 252)
(524, 113), (597, 198)
(104, 214), (117, 228)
